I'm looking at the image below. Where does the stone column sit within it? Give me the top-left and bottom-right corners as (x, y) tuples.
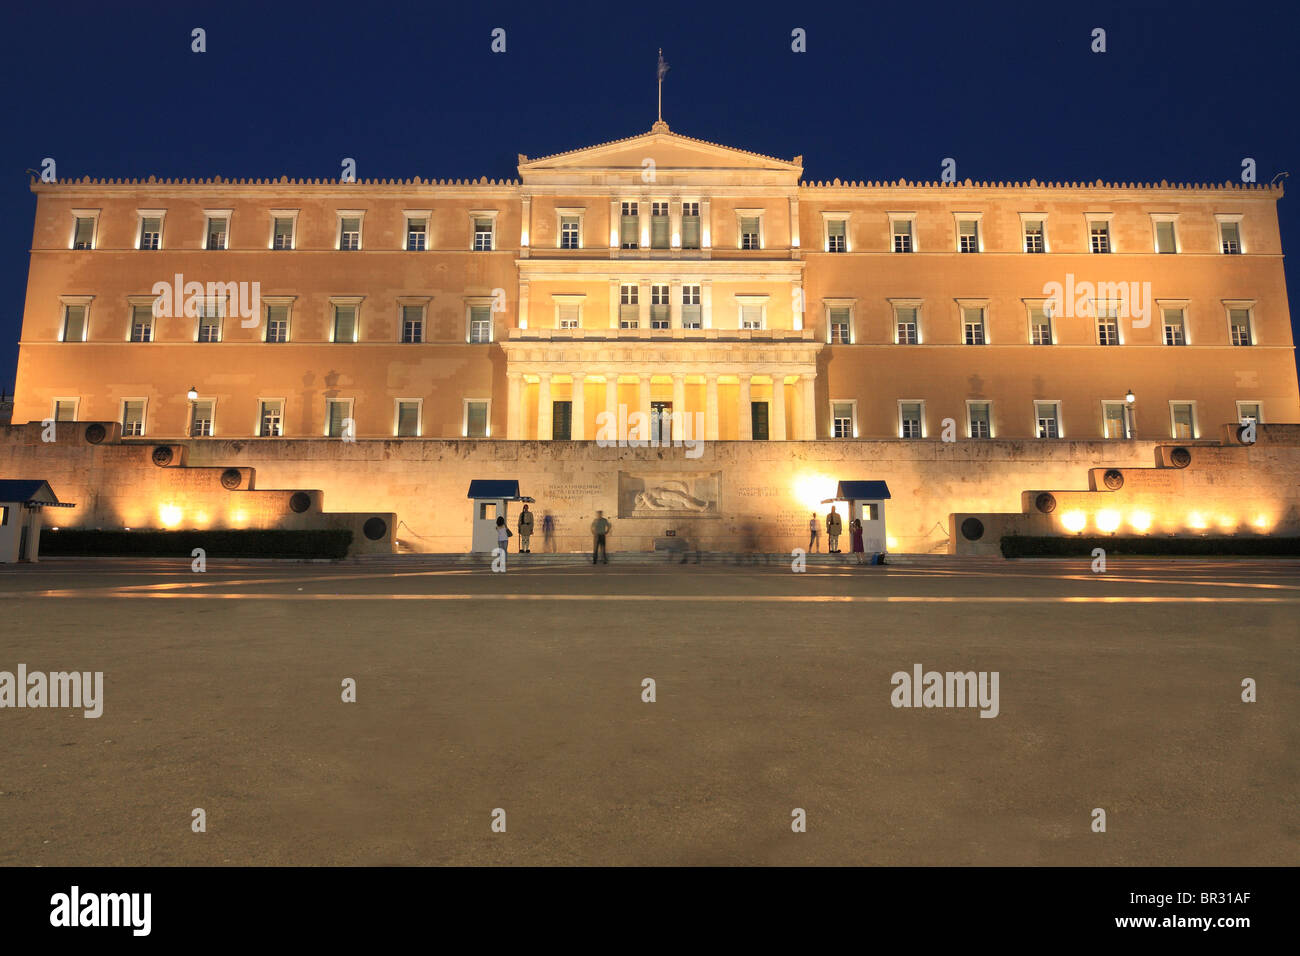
(638, 281), (649, 329)
(701, 198), (712, 250)
(507, 372), (523, 439)
(609, 200), (619, 252)
(789, 196), (800, 252)
(604, 373), (619, 426)
(519, 196), (531, 258)
(537, 372), (552, 441)
(638, 375), (652, 437)
(738, 374), (752, 440)
(771, 374), (787, 441)
(571, 372), (586, 440)
(705, 374), (719, 441)
(672, 373), (686, 440)
(669, 280), (682, 328)
(670, 198), (682, 253)
(609, 279), (620, 329)
(518, 280), (530, 330)
(802, 373), (817, 439)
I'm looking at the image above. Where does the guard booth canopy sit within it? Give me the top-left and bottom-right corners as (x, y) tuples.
(822, 480), (891, 554)
(0, 479), (76, 563)
(467, 480), (534, 553)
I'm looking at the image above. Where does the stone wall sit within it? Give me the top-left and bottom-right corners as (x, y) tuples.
(3, 422), (1297, 555)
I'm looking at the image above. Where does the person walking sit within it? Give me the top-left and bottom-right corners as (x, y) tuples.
(517, 503), (534, 553)
(541, 511), (555, 552)
(808, 512), (821, 553)
(826, 506), (843, 553)
(850, 517), (865, 564)
(495, 514), (512, 566)
(591, 510), (611, 565)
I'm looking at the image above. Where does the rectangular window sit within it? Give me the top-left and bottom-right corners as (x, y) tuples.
(122, 400), (145, 437)
(273, 217), (294, 249)
(401, 305), (423, 343)
(619, 284), (639, 328)
(826, 219), (846, 253)
(829, 307), (851, 344)
(681, 202), (701, 249)
(1237, 402), (1261, 423)
(472, 217), (493, 251)
(1154, 219), (1177, 253)
(465, 400), (489, 438)
(552, 401), (573, 441)
(1103, 401), (1127, 439)
(900, 402), (923, 439)
(73, 217), (95, 249)
(333, 304), (357, 343)
(406, 217), (427, 251)
(892, 219), (913, 253)
(266, 305), (289, 343)
(326, 399), (351, 438)
(63, 305), (87, 342)
(139, 217), (161, 250)
(130, 305), (154, 342)
(1089, 220), (1111, 253)
(469, 306), (492, 343)
(681, 285), (702, 328)
(560, 216), (580, 250)
(962, 307), (986, 345)
(958, 219), (979, 253)
(197, 301), (222, 342)
(396, 401), (420, 437)
(259, 400), (283, 437)
(1024, 219), (1045, 253)
(651, 202), (670, 249)
(895, 307), (918, 345)
(1097, 311), (1120, 346)
(740, 216), (760, 250)
(650, 285), (670, 328)
(206, 217), (228, 250)
(968, 402), (991, 439)
(620, 202), (639, 249)
(740, 304), (763, 330)
(1220, 221), (1241, 254)
(1162, 308), (1186, 346)
(751, 402), (769, 441)
(557, 304), (580, 329)
(832, 402), (854, 439)
(1030, 308), (1053, 345)
(54, 400), (77, 422)
(191, 400), (214, 437)
(1036, 402), (1060, 439)
(1171, 402), (1195, 439)
(1230, 308), (1253, 346)
(339, 216), (361, 250)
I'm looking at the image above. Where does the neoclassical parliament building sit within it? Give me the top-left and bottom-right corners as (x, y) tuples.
(14, 121), (1299, 444)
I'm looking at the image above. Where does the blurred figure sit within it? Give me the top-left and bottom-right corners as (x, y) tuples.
(591, 511), (611, 565)
(495, 514), (511, 566)
(542, 511), (555, 552)
(808, 512), (821, 553)
(850, 517), (865, 564)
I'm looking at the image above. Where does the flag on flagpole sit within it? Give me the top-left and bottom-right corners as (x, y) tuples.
(657, 49), (669, 82)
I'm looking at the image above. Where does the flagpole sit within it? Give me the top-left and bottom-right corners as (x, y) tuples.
(657, 48), (663, 123)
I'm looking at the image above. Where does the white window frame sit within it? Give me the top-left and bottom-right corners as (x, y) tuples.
(966, 400), (993, 439)
(120, 397), (148, 437)
(1025, 299), (1054, 345)
(336, 209), (366, 251)
(1168, 400), (1198, 440)
(70, 209), (101, 250)
(1157, 300), (1189, 346)
(953, 212), (983, 253)
(821, 212), (850, 253)
(1095, 301), (1123, 346)
(1087, 212), (1115, 253)
(1215, 213), (1245, 255)
(204, 208), (232, 251)
(897, 400), (926, 439)
(52, 397), (80, 422)
(397, 298), (430, 344)
(269, 209), (299, 250)
(889, 298), (922, 344)
(552, 293), (585, 329)
(1235, 401), (1263, 424)
(195, 295), (225, 343)
(136, 209), (166, 250)
(329, 296), (364, 343)
(1034, 400), (1063, 439)
(469, 210), (499, 251)
(957, 299), (989, 345)
(1101, 400), (1128, 439)
(466, 298), (495, 343)
(257, 398), (286, 438)
(1018, 213), (1048, 253)
(126, 295), (158, 343)
(736, 294), (768, 330)
(394, 398), (424, 437)
(1150, 213), (1180, 254)
(825, 298), (856, 344)
(324, 397), (355, 439)
(59, 295), (93, 342)
(263, 296), (295, 343)
(404, 209), (431, 251)
(463, 398), (491, 438)
(555, 207), (585, 250)
(888, 212), (918, 253)
(190, 397), (216, 438)
(830, 399), (858, 439)
(736, 209), (765, 251)
(1224, 300), (1255, 346)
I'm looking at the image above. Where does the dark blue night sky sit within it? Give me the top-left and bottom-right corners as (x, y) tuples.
(2, 0), (1296, 393)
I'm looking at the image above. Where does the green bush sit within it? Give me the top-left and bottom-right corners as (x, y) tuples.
(1000, 535), (1300, 558)
(41, 528), (353, 559)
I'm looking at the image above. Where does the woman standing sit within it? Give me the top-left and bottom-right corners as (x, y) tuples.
(850, 517), (865, 565)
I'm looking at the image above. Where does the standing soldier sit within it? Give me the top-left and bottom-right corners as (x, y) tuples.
(826, 506), (843, 554)
(518, 503), (535, 553)
(591, 511), (611, 565)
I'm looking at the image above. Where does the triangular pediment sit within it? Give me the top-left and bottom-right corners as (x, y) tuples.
(519, 125), (802, 183)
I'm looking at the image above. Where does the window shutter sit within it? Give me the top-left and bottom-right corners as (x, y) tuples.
(334, 306), (356, 342)
(681, 216), (700, 249)
(467, 402), (488, 437)
(652, 215), (670, 247)
(397, 403), (419, 437)
(828, 220), (845, 238)
(64, 306), (86, 341)
(558, 304), (579, 326)
(74, 218), (94, 247)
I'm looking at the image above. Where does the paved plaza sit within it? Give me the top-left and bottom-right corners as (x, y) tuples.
(0, 556), (1295, 865)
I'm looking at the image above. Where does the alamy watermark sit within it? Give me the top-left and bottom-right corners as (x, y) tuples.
(595, 403), (704, 458)
(151, 273), (261, 328)
(0, 664), (103, 718)
(1042, 273), (1151, 328)
(891, 664), (999, 718)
